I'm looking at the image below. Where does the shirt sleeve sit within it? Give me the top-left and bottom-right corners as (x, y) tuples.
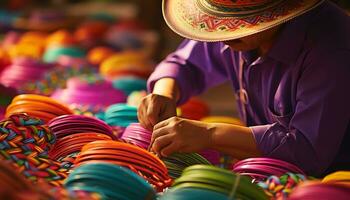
(250, 49), (350, 176)
(147, 39), (230, 104)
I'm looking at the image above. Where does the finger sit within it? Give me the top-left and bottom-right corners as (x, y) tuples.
(150, 127), (170, 149)
(152, 134), (173, 155)
(137, 108), (148, 129)
(137, 108), (147, 128)
(146, 102), (161, 128)
(137, 105), (153, 130)
(151, 117), (177, 149)
(160, 142), (179, 157)
(153, 116), (175, 131)
(159, 106), (177, 122)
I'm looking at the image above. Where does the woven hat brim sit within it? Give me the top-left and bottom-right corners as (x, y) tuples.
(163, 0), (325, 42)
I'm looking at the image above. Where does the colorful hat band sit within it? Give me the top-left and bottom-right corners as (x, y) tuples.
(198, 0), (285, 17)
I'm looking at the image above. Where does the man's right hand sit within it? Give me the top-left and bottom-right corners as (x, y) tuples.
(137, 93), (177, 131)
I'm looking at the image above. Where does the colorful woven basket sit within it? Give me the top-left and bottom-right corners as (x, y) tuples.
(322, 171), (350, 185)
(121, 123), (151, 149)
(0, 57), (53, 89)
(0, 113), (67, 186)
(19, 63), (96, 96)
(65, 162), (155, 200)
(99, 52), (153, 80)
(6, 94), (73, 123)
(0, 48), (11, 73)
(257, 173), (307, 200)
(46, 29), (76, 48)
(7, 31), (47, 59)
(74, 21), (109, 44)
(48, 114), (115, 140)
(51, 74), (126, 110)
(232, 158), (306, 182)
(87, 46), (115, 66)
(49, 132), (112, 171)
(103, 103), (138, 128)
(112, 77), (147, 96)
(162, 153), (211, 179)
(75, 140), (172, 192)
(288, 181), (350, 200)
(172, 165), (268, 200)
(43, 46), (85, 63)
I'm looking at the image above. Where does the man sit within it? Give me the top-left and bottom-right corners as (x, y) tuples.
(138, 0), (350, 176)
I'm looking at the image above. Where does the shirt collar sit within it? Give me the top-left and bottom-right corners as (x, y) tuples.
(221, 43), (259, 64)
(242, 49), (259, 65)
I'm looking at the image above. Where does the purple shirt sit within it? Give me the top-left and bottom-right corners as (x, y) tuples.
(148, 1), (350, 176)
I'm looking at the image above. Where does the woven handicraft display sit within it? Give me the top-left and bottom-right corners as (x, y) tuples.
(0, 113), (67, 186)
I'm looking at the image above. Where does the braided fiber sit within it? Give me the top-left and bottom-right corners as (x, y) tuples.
(257, 173), (307, 200)
(0, 160), (99, 200)
(0, 113), (67, 186)
(57, 152), (80, 171)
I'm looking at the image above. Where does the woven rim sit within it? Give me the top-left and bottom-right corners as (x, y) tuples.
(163, 0), (324, 42)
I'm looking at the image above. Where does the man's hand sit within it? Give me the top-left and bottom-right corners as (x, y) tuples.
(138, 78), (180, 131)
(137, 94), (177, 131)
(150, 117), (214, 157)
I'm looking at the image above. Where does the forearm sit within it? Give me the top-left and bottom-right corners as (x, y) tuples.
(208, 123), (262, 159)
(153, 78), (180, 102)
(214, 146), (261, 160)
(148, 40), (229, 105)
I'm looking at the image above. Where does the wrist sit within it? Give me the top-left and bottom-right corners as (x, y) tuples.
(205, 122), (217, 149)
(153, 78), (180, 102)
(207, 123), (261, 156)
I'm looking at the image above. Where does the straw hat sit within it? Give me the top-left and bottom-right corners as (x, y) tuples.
(163, 0), (324, 42)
